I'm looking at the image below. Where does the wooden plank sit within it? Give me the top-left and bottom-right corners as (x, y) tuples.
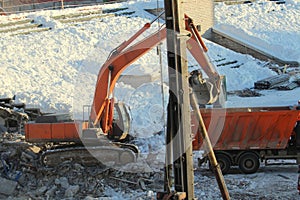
(0, 18), (33, 28)
(102, 7), (128, 14)
(58, 13), (114, 23)
(276, 82), (299, 90)
(52, 9), (103, 20)
(11, 27), (51, 36)
(216, 60), (238, 67)
(254, 74), (290, 89)
(0, 23), (42, 33)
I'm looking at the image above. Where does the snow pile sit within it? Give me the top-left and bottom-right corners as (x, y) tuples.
(215, 0), (300, 63)
(1, 0), (300, 137)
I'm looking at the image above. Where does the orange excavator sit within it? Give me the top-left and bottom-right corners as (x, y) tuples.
(24, 13), (222, 166)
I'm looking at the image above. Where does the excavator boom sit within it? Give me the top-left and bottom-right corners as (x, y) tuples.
(90, 27), (167, 131)
(91, 15), (221, 134)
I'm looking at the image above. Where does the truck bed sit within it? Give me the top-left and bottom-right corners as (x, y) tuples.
(192, 106), (300, 151)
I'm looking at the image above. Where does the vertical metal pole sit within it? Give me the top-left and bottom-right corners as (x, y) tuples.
(164, 0), (195, 199)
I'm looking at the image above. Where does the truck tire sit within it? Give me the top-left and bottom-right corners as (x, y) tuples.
(238, 152), (260, 174)
(215, 154), (231, 175)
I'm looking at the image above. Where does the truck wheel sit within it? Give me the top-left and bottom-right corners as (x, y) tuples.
(216, 154), (231, 175)
(238, 152), (260, 174)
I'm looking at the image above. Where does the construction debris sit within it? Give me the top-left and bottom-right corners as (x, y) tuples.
(0, 96), (42, 133)
(276, 82), (299, 90)
(0, 18), (50, 36)
(228, 88), (262, 97)
(51, 8), (103, 20)
(213, 57), (245, 69)
(55, 13), (115, 24)
(293, 74), (300, 85)
(216, 60), (238, 67)
(0, 130), (298, 199)
(254, 74), (290, 89)
(0, 132), (163, 199)
(0, 177), (18, 195)
(254, 73), (300, 91)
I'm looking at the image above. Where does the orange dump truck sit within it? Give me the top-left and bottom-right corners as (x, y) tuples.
(192, 105), (300, 174)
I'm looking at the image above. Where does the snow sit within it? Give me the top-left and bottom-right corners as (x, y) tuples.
(215, 0), (300, 63)
(0, 0), (300, 199)
(1, 0), (299, 114)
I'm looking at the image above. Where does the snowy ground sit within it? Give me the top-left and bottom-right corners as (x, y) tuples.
(196, 164), (299, 200)
(215, 0), (300, 63)
(0, 0), (300, 199)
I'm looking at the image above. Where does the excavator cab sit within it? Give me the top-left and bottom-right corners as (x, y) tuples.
(109, 102), (131, 142)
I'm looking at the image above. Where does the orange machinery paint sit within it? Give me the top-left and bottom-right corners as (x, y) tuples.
(192, 106), (300, 150)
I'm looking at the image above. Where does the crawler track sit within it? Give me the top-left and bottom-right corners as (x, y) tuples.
(41, 143), (138, 167)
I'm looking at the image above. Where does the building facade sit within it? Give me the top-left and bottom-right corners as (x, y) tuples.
(183, 0), (214, 37)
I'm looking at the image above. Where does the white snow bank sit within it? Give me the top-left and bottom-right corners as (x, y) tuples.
(215, 0), (300, 63)
(213, 24), (299, 63)
(0, 0), (299, 136)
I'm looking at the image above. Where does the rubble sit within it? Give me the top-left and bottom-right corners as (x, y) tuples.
(55, 177), (70, 189)
(276, 82), (299, 90)
(45, 185), (57, 198)
(254, 73), (300, 91)
(0, 96), (42, 134)
(228, 88), (262, 97)
(65, 185), (80, 197)
(35, 185), (47, 196)
(0, 131), (298, 199)
(0, 177), (18, 195)
(254, 74), (290, 89)
(0, 132), (165, 199)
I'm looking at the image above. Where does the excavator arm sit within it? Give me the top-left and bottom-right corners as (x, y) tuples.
(90, 26), (167, 132)
(185, 15), (221, 105)
(90, 14), (221, 134)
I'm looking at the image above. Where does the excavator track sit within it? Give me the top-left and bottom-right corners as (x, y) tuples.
(41, 143), (138, 167)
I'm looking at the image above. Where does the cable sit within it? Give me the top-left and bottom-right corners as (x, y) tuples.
(154, 1), (171, 193)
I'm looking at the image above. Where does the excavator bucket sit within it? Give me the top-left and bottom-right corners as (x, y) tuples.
(189, 70), (222, 106)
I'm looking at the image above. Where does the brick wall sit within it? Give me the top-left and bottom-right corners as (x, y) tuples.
(182, 0), (214, 38)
